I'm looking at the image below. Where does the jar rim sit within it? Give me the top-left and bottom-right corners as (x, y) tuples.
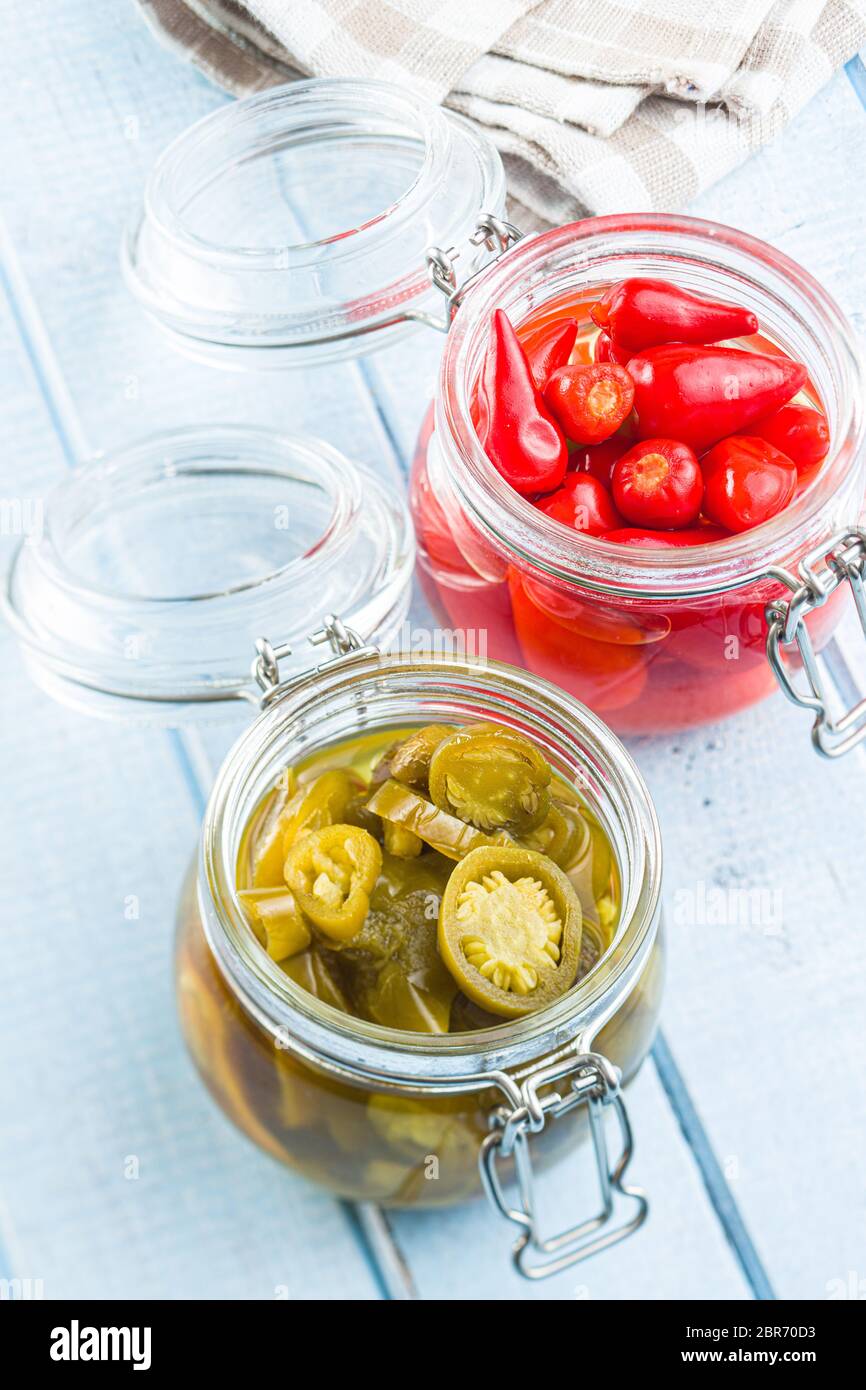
(198, 650), (663, 1088)
(438, 212), (866, 598)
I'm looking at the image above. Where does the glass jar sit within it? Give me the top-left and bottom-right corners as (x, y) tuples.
(4, 425), (414, 720)
(179, 645), (663, 1276)
(412, 214), (866, 748)
(4, 426), (663, 1277)
(122, 79), (505, 368)
(125, 82), (866, 756)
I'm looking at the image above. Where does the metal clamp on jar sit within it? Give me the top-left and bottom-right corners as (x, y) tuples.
(4, 436), (663, 1277)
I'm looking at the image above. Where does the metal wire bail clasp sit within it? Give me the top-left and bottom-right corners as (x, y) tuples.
(479, 1051), (647, 1280)
(423, 214), (524, 331)
(765, 527), (866, 757)
(251, 614), (372, 708)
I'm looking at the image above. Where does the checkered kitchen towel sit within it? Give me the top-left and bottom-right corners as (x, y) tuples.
(138, 0), (866, 224)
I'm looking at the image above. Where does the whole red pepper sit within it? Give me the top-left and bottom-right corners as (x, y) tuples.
(593, 332), (630, 367)
(701, 435), (797, 533)
(752, 402), (830, 474)
(572, 432), (634, 487)
(535, 472), (623, 535)
(475, 309), (568, 495)
(591, 278), (758, 353)
(525, 319), (578, 391)
(628, 345), (807, 452)
(603, 526), (731, 548)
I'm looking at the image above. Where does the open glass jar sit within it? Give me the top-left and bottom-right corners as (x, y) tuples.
(125, 79), (866, 755)
(413, 214), (866, 748)
(180, 644), (663, 1276)
(4, 426), (663, 1278)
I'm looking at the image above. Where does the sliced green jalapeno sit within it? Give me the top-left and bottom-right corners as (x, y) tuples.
(521, 795), (591, 869)
(388, 724), (453, 791)
(283, 824), (382, 941)
(238, 886), (312, 962)
(428, 723), (552, 834)
(281, 769), (365, 854)
(438, 845), (582, 1018)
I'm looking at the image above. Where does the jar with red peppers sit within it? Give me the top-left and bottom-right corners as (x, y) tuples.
(124, 78), (866, 755)
(413, 217), (866, 746)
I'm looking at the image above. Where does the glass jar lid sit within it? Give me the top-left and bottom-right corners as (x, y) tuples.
(4, 426), (414, 722)
(122, 78), (506, 368)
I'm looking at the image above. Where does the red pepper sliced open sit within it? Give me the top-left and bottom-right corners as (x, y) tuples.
(611, 438), (703, 529)
(591, 278), (758, 353)
(475, 309), (568, 496)
(544, 362), (635, 446)
(628, 345), (807, 452)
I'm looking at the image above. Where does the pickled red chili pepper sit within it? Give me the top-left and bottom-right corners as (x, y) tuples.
(536, 472), (623, 535)
(525, 318), (578, 391)
(701, 435), (797, 533)
(628, 344), (807, 451)
(602, 526), (730, 547)
(752, 402), (830, 474)
(572, 432), (634, 487)
(475, 309), (567, 495)
(544, 362), (635, 445)
(611, 438), (703, 529)
(591, 278), (758, 353)
(593, 332), (630, 366)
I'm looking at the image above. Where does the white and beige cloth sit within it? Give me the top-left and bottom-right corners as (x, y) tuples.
(138, 0), (866, 224)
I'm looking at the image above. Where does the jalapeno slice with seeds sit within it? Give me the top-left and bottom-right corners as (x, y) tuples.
(521, 795), (591, 870)
(283, 824), (382, 941)
(428, 723), (552, 834)
(438, 845), (582, 1018)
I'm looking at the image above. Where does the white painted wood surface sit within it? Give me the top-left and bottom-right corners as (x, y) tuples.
(0, 0), (864, 1299)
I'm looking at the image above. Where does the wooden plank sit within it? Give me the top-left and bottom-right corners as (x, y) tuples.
(618, 66), (866, 1301)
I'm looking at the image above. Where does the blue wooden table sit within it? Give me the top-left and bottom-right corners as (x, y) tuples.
(1, 1), (865, 1301)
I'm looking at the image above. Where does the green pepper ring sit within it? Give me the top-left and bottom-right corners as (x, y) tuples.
(438, 844), (582, 1018)
(284, 823), (382, 942)
(428, 723), (552, 835)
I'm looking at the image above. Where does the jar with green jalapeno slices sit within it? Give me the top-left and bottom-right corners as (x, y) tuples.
(5, 405), (661, 1284)
(178, 640), (663, 1278)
